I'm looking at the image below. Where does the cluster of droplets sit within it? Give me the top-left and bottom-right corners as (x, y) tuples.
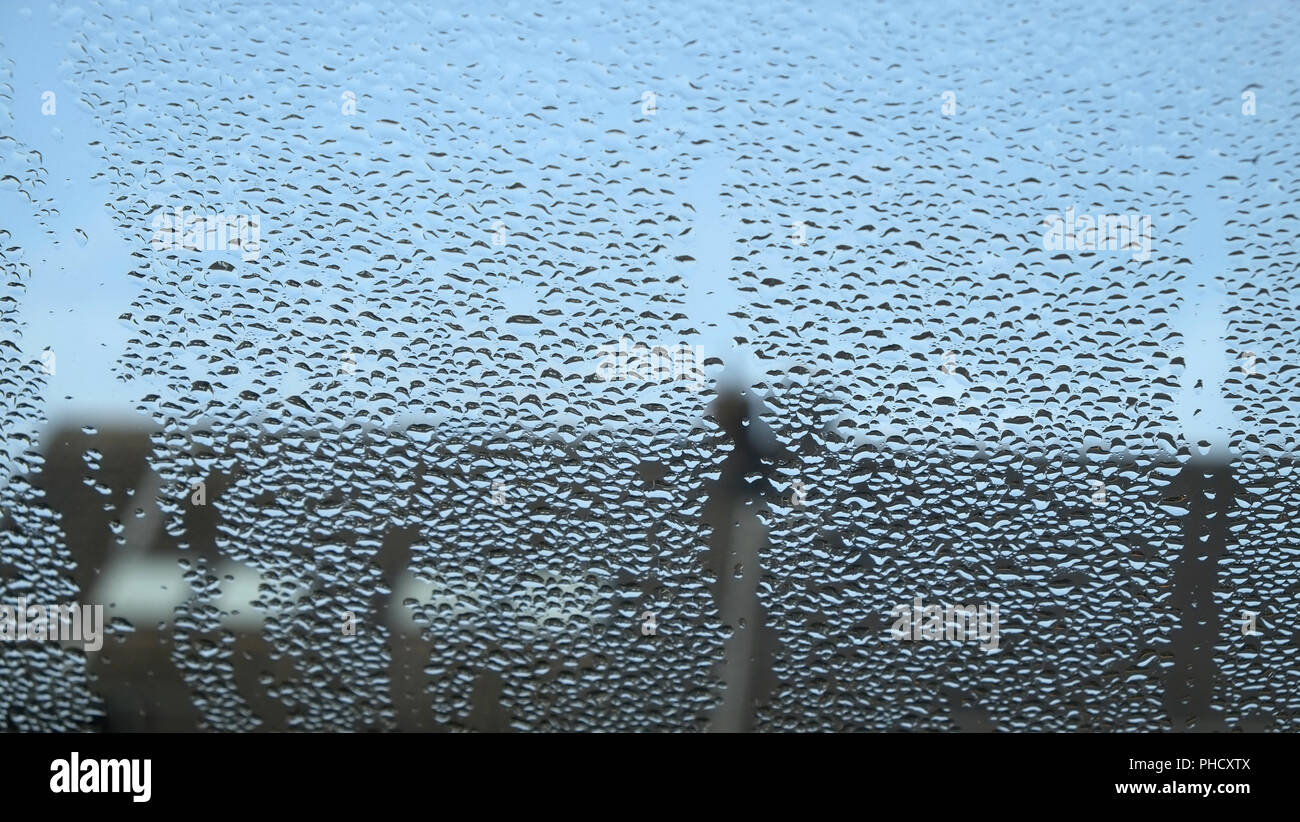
(0, 0), (1296, 730)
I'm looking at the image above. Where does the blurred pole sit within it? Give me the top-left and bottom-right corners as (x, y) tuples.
(706, 390), (777, 732)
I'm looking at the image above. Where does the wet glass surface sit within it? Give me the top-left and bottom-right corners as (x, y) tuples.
(1, 0), (1297, 731)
